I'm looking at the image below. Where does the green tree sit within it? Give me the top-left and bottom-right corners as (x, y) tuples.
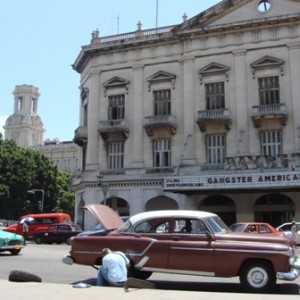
(0, 140), (74, 220)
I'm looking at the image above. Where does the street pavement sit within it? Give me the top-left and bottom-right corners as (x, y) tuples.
(1, 280), (300, 300)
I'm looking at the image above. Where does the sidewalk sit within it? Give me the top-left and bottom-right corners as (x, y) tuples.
(1, 280), (299, 300)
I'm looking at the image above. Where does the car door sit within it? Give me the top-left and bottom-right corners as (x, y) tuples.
(168, 218), (215, 274)
(43, 225), (58, 243)
(127, 217), (171, 269)
(55, 225), (71, 243)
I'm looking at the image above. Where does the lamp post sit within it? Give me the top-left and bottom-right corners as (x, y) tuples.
(101, 184), (109, 206)
(97, 175), (109, 206)
(27, 189), (45, 213)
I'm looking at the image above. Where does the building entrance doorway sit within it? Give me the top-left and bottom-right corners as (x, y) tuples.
(200, 195), (236, 226)
(254, 194), (294, 227)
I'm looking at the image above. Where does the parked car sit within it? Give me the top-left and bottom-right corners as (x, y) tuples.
(63, 205), (300, 293)
(78, 217), (129, 237)
(33, 223), (82, 245)
(230, 222), (284, 236)
(276, 222), (300, 244)
(4, 212), (72, 240)
(0, 230), (24, 255)
(76, 223), (107, 237)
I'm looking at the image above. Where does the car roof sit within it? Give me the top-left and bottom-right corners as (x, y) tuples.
(232, 222), (271, 225)
(129, 210), (217, 225)
(277, 222), (300, 227)
(84, 205), (218, 230)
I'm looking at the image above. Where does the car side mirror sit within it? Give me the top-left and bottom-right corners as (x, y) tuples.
(206, 230), (215, 240)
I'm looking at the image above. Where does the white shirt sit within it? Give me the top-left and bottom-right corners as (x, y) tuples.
(102, 251), (129, 283)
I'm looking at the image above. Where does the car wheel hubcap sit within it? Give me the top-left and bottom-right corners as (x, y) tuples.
(248, 267), (268, 288)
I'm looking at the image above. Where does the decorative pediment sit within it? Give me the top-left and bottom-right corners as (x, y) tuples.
(103, 77), (130, 96)
(250, 56), (285, 78)
(198, 63), (230, 84)
(147, 71), (176, 91)
(172, 0), (300, 35)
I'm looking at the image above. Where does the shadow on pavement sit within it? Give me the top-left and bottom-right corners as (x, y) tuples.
(73, 278), (299, 295)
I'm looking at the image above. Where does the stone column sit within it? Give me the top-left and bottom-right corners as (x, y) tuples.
(233, 50), (248, 155)
(86, 72), (100, 170)
(288, 43), (300, 147)
(131, 65), (144, 167)
(181, 56), (196, 164)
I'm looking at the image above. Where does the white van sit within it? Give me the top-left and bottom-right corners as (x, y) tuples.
(276, 222), (300, 244)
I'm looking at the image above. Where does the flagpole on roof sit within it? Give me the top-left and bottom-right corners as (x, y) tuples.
(156, 0), (158, 28)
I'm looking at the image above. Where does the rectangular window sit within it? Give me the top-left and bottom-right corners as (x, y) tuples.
(108, 142), (124, 169)
(258, 76), (279, 105)
(153, 89), (171, 115)
(261, 130), (281, 157)
(18, 97), (23, 111)
(83, 103), (88, 126)
(153, 139), (171, 167)
(205, 82), (225, 110)
(206, 134), (226, 164)
(108, 94), (125, 120)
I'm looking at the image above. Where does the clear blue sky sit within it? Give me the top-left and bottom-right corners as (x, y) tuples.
(1, 0), (220, 141)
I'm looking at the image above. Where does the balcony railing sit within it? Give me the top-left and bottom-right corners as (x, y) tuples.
(201, 163), (225, 172)
(144, 115), (177, 136)
(145, 166), (175, 174)
(73, 126), (88, 146)
(196, 108), (232, 132)
(251, 103), (288, 127)
(98, 119), (129, 140)
(99, 169), (126, 176)
(94, 25), (175, 44)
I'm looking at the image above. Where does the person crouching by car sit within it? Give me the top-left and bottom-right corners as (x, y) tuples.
(97, 248), (130, 287)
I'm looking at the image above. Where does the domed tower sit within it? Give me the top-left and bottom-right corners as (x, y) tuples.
(4, 85), (45, 147)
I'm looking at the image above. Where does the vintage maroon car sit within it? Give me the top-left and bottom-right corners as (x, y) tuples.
(63, 205), (300, 293)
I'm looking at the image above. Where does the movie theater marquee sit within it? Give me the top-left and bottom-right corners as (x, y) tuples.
(163, 172), (300, 191)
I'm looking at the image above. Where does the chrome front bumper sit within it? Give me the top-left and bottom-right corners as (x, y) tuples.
(62, 255), (74, 265)
(277, 255), (300, 281)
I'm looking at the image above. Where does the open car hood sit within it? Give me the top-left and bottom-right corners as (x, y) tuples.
(84, 204), (124, 231)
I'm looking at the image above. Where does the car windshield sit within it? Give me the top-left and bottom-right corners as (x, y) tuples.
(229, 223), (246, 232)
(206, 216), (231, 234)
(117, 219), (132, 233)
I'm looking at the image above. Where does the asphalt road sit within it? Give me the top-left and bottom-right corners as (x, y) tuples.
(0, 242), (300, 294)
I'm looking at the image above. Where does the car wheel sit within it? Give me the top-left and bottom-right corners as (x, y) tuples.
(66, 237), (71, 245)
(10, 249), (21, 255)
(128, 268), (152, 280)
(239, 260), (276, 293)
(35, 236), (42, 244)
(8, 270), (42, 283)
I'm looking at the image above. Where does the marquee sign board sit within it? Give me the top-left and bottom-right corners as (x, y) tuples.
(163, 172), (300, 191)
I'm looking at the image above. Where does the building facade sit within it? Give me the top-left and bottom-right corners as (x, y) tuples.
(72, 0), (300, 230)
(31, 140), (81, 176)
(4, 85), (80, 176)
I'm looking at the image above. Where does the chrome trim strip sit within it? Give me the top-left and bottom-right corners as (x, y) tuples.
(170, 247), (214, 251)
(139, 267), (214, 277)
(73, 239), (156, 258)
(170, 246), (290, 257)
(215, 248), (292, 257)
(127, 239), (156, 257)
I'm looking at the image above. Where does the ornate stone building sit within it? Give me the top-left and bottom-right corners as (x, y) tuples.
(72, 0), (300, 229)
(4, 84), (44, 147)
(4, 85), (80, 176)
